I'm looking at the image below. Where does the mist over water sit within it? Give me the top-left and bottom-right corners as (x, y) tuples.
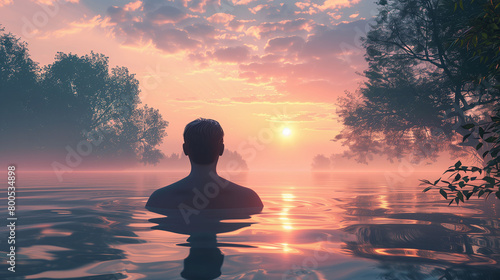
(1, 171), (498, 279)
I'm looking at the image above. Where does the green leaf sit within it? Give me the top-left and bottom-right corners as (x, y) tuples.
(496, 191), (500, 200)
(479, 189), (485, 197)
(440, 189), (448, 199)
(476, 142), (483, 150)
(485, 136), (498, 143)
(455, 197), (460, 205)
(486, 190), (493, 199)
(464, 191), (473, 200)
(462, 133), (472, 142)
(483, 150), (490, 158)
(419, 179), (432, 185)
(423, 186), (432, 192)
(491, 149), (499, 158)
(459, 181), (465, 188)
(454, 160), (462, 169)
(457, 191), (464, 202)
(454, 173), (461, 182)
(479, 127), (485, 138)
(461, 123), (475, 129)
(484, 176), (495, 184)
(434, 178), (441, 185)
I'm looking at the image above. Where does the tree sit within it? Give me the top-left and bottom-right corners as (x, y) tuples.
(0, 28), (168, 166)
(421, 0), (500, 204)
(335, 0), (499, 165)
(0, 28), (40, 150)
(311, 154), (331, 170)
(131, 105), (168, 165)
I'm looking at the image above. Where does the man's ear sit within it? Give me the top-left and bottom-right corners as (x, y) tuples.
(219, 143), (224, 156)
(182, 143), (189, 156)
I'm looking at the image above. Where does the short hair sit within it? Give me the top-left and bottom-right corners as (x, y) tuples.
(183, 118), (224, 164)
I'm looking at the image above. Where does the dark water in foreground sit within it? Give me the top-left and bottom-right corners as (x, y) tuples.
(0, 171), (499, 279)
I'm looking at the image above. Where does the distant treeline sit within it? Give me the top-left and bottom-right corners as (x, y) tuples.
(0, 27), (167, 169)
(140, 149), (249, 171)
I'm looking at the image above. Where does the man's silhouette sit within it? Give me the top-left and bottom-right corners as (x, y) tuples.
(146, 118), (263, 213)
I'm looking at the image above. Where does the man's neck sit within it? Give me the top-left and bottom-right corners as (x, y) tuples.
(187, 161), (219, 180)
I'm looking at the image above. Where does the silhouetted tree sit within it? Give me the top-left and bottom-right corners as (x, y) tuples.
(311, 154), (331, 170)
(0, 27), (40, 151)
(0, 28), (168, 166)
(151, 149), (249, 170)
(422, 0), (500, 204)
(336, 0), (499, 164)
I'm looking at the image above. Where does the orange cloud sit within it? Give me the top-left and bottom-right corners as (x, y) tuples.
(207, 12), (235, 23)
(317, 0), (361, 11)
(124, 0), (142, 11)
(0, 0), (13, 7)
(264, 36), (305, 55)
(33, 0), (79, 4)
(37, 15), (113, 39)
(246, 18), (314, 39)
(186, 0), (209, 13)
(234, 0), (258, 5)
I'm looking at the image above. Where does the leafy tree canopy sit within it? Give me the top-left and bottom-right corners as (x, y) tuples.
(336, 0), (499, 164)
(0, 28), (168, 167)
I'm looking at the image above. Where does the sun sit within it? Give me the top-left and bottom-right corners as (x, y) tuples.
(282, 127), (292, 137)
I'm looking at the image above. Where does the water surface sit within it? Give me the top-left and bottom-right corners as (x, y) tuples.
(1, 171), (499, 279)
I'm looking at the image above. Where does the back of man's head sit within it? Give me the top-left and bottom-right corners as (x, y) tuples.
(183, 118), (224, 165)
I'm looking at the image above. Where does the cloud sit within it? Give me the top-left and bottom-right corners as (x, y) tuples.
(207, 12), (235, 23)
(227, 19), (254, 32)
(186, 0), (209, 13)
(0, 0), (13, 7)
(147, 5), (190, 24)
(107, 6), (134, 23)
(264, 35), (305, 55)
(100, 0), (371, 101)
(233, 0), (258, 5)
(184, 23), (216, 39)
(153, 28), (200, 52)
(106, 2), (204, 53)
(124, 0), (142, 11)
(246, 18), (314, 39)
(317, 0), (361, 11)
(300, 19), (368, 59)
(295, 2), (310, 10)
(213, 45), (251, 63)
(32, 0), (79, 4)
(37, 15), (113, 39)
(236, 19), (370, 102)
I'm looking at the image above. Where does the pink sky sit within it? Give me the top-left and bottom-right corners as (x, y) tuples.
(1, 0), (408, 170)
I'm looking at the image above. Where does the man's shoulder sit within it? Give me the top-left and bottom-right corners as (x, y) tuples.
(146, 179), (189, 208)
(225, 181), (258, 195)
(221, 180), (263, 208)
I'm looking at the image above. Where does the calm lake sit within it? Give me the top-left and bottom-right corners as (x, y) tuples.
(1, 171), (499, 280)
